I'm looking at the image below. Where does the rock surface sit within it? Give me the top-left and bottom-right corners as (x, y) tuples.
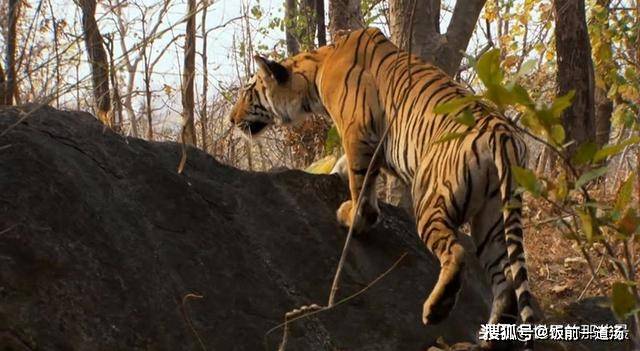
(0, 106), (492, 350)
(0, 106), (624, 351)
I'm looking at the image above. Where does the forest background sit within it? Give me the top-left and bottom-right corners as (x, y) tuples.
(0, 0), (639, 346)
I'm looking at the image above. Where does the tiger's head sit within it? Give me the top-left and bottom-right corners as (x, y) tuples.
(229, 55), (315, 136)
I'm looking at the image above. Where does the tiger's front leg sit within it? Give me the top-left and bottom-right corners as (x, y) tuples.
(336, 137), (381, 235)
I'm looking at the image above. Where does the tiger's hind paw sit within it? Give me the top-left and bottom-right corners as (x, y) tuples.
(422, 292), (457, 325)
(421, 255), (464, 325)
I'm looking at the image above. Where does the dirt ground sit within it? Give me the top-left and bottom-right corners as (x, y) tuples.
(523, 194), (640, 320)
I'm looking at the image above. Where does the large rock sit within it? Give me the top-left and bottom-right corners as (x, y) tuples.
(0, 106), (492, 350)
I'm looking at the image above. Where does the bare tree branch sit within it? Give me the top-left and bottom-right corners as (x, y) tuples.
(181, 0), (197, 146)
(441, 0), (486, 73)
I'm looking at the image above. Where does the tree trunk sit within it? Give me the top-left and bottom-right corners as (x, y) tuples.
(388, 0), (486, 76)
(49, 0), (62, 109)
(181, 0), (197, 146)
(389, 0), (439, 58)
(593, 0), (613, 148)
(200, 0), (210, 152)
(75, 38), (82, 110)
(300, 0), (317, 50)
(2, 0), (21, 105)
(105, 34), (123, 132)
(78, 0), (112, 126)
(143, 50), (153, 141)
(0, 62), (5, 104)
(328, 0), (362, 41)
(316, 0), (327, 46)
(554, 0), (596, 158)
(112, 0), (139, 136)
(384, 173), (413, 212)
(285, 0), (300, 55)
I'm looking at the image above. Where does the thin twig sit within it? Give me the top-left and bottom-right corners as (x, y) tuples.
(328, 0), (417, 309)
(522, 215), (572, 229)
(577, 254), (605, 300)
(180, 293), (206, 351)
(264, 252), (408, 350)
(0, 224), (17, 236)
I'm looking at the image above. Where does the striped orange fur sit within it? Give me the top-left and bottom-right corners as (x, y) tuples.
(230, 27), (535, 350)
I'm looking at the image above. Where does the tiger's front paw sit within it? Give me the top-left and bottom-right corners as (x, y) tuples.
(336, 200), (379, 235)
(337, 200), (355, 228)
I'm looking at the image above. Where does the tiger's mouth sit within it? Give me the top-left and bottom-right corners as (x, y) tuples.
(239, 120), (269, 135)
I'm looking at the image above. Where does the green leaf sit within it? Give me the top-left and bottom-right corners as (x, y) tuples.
(507, 60), (537, 88)
(512, 166), (542, 196)
(608, 83), (618, 99)
(615, 174), (635, 212)
(533, 107), (556, 127)
(550, 124), (565, 144)
(477, 49), (503, 87)
(572, 142), (598, 165)
(455, 109), (476, 127)
(575, 166), (607, 189)
(520, 111), (545, 135)
(578, 209), (595, 242)
(550, 90), (576, 118)
(612, 105), (636, 129)
(509, 84), (534, 107)
(435, 132), (469, 144)
(593, 136), (640, 162)
(550, 172), (568, 202)
(324, 125), (341, 155)
(433, 96), (480, 114)
(483, 86), (504, 107)
(517, 59), (537, 77)
(611, 282), (637, 320)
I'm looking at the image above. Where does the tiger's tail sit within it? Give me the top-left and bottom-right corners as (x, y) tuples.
(493, 131), (535, 349)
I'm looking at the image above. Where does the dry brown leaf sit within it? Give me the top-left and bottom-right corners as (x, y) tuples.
(551, 284), (570, 294)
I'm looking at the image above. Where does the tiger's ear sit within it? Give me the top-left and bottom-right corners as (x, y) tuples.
(254, 55), (290, 85)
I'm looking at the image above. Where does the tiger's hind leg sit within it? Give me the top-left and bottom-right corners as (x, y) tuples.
(472, 193), (518, 350)
(415, 190), (466, 325)
(472, 193), (518, 323)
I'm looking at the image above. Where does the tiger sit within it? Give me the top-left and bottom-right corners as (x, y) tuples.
(229, 27), (535, 350)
